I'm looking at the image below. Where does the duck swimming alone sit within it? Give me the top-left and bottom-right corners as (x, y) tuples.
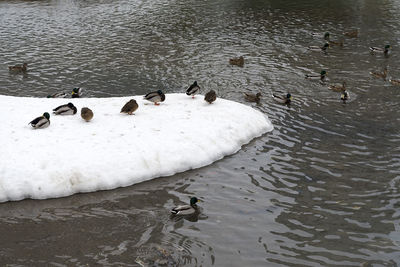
(343, 29), (358, 38)
(244, 92), (261, 103)
(229, 56), (244, 67)
(120, 99), (139, 115)
(53, 102), (77, 115)
(9, 63), (27, 72)
(47, 92), (68, 98)
(144, 90), (165, 105)
(29, 112), (50, 129)
(306, 70), (327, 81)
(272, 93), (292, 105)
(171, 197), (200, 216)
(370, 45), (391, 54)
(186, 81), (200, 98)
(81, 107), (94, 122)
(329, 81), (346, 92)
(308, 43), (329, 52)
(370, 67), (387, 80)
(71, 87), (82, 98)
(204, 90), (217, 104)
(341, 90), (350, 103)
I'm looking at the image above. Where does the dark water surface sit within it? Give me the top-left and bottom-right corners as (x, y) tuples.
(1, 0), (400, 266)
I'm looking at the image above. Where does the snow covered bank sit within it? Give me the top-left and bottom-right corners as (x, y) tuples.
(0, 93), (273, 202)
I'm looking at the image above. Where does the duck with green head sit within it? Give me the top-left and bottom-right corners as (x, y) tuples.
(53, 102), (77, 115)
(144, 90), (165, 105)
(273, 93), (292, 105)
(308, 43), (329, 52)
(370, 45), (391, 54)
(47, 92), (68, 98)
(29, 112), (50, 129)
(341, 90), (350, 104)
(171, 197), (200, 215)
(71, 87), (82, 98)
(186, 81), (200, 98)
(306, 70), (327, 81)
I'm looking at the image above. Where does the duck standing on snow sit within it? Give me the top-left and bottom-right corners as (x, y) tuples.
(272, 93), (292, 105)
(81, 107), (94, 122)
(9, 63), (28, 72)
(341, 90), (350, 103)
(370, 45), (391, 55)
(186, 81), (200, 98)
(53, 102), (77, 115)
(29, 112), (50, 129)
(306, 70), (327, 81)
(308, 43), (329, 52)
(370, 67), (387, 80)
(47, 92), (68, 98)
(71, 87), (82, 98)
(204, 90), (217, 104)
(171, 197), (201, 215)
(144, 90), (165, 105)
(244, 92), (261, 103)
(120, 99), (139, 115)
(229, 56), (244, 67)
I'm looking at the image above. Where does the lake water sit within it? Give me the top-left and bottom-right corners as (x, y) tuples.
(1, 0), (400, 266)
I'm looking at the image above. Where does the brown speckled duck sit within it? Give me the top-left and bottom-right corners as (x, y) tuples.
(81, 107), (94, 122)
(329, 81), (346, 92)
(120, 99), (139, 115)
(229, 56), (244, 67)
(204, 90), (217, 104)
(9, 63), (27, 72)
(244, 92), (261, 103)
(370, 67), (387, 80)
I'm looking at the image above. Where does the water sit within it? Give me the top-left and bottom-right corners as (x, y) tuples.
(1, 0), (400, 265)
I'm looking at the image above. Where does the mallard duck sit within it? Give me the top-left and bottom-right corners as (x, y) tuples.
(229, 56), (244, 67)
(81, 107), (94, 122)
(71, 87), (82, 98)
(204, 90), (217, 104)
(389, 79), (400, 86)
(244, 92), (261, 103)
(47, 92), (68, 98)
(323, 32), (330, 41)
(53, 102), (77, 115)
(144, 90), (165, 105)
(329, 39), (344, 47)
(9, 63), (27, 72)
(306, 70), (327, 81)
(341, 90), (350, 103)
(308, 43), (330, 52)
(329, 81), (346, 92)
(186, 81), (200, 98)
(370, 67), (387, 80)
(343, 29), (358, 38)
(120, 99), (139, 115)
(370, 45), (391, 54)
(29, 112), (50, 129)
(272, 93), (292, 105)
(171, 197), (200, 215)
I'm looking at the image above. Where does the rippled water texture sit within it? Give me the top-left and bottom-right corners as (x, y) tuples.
(1, 0), (400, 266)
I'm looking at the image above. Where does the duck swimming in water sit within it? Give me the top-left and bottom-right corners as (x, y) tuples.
(370, 45), (391, 55)
(244, 92), (261, 103)
(29, 112), (50, 129)
(144, 90), (165, 105)
(306, 70), (327, 82)
(329, 81), (346, 92)
(171, 197), (200, 216)
(370, 67), (387, 80)
(229, 56), (244, 67)
(71, 87), (82, 98)
(9, 63), (27, 72)
(341, 90), (350, 104)
(47, 92), (68, 98)
(272, 93), (292, 105)
(308, 43), (329, 52)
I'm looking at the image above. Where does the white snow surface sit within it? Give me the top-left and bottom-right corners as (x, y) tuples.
(0, 93), (273, 202)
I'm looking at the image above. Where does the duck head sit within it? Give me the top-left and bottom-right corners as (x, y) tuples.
(190, 197), (199, 206)
(43, 112), (50, 120)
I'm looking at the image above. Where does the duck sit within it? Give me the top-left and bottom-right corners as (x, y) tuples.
(144, 90), (165, 105)
(311, 32), (330, 40)
(186, 81), (200, 98)
(204, 90), (217, 104)
(308, 43), (329, 52)
(323, 32), (330, 41)
(229, 56), (244, 67)
(341, 90), (350, 103)
(306, 70), (327, 81)
(171, 197), (200, 216)
(29, 112), (50, 129)
(81, 107), (94, 122)
(343, 29), (358, 38)
(329, 81), (346, 92)
(120, 99), (139, 115)
(244, 92), (261, 103)
(329, 39), (344, 47)
(9, 63), (27, 72)
(389, 79), (400, 86)
(370, 67), (387, 80)
(71, 87), (82, 98)
(53, 102), (77, 115)
(272, 93), (292, 105)
(370, 45), (391, 54)
(47, 92), (68, 98)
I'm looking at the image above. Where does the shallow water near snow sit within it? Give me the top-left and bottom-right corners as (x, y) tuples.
(1, 0), (400, 266)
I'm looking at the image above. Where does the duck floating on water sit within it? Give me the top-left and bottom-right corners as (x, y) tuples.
(329, 81), (346, 92)
(341, 90), (350, 104)
(29, 112), (50, 129)
(81, 107), (94, 122)
(370, 67), (387, 80)
(308, 43), (329, 52)
(120, 99), (139, 115)
(389, 79), (400, 86)
(71, 87), (82, 98)
(53, 102), (77, 115)
(370, 45), (391, 55)
(171, 197), (200, 216)
(186, 81), (200, 98)
(272, 93), (292, 105)
(343, 29), (358, 38)
(47, 92), (68, 98)
(244, 92), (261, 103)
(229, 56), (244, 67)
(9, 63), (27, 72)
(204, 90), (217, 104)
(144, 90), (165, 105)
(306, 70), (327, 82)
